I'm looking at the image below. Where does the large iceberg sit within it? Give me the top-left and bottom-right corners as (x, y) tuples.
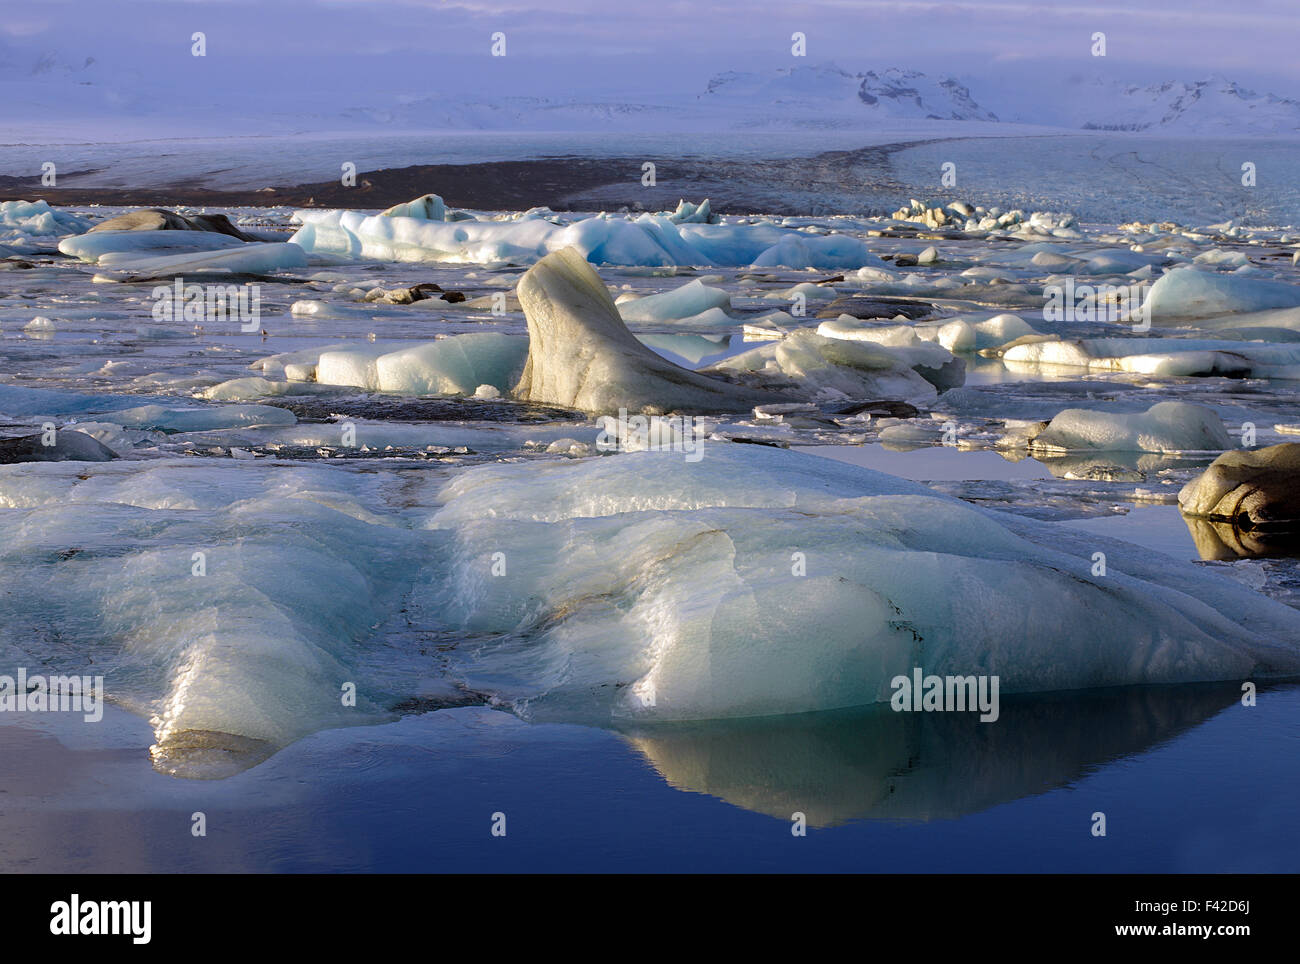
(513, 247), (786, 413)
(511, 247), (952, 413)
(0, 460), (421, 776)
(424, 445), (1300, 722)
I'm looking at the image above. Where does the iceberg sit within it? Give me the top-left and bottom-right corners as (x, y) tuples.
(0, 460), (419, 776)
(0, 430), (118, 464)
(307, 334), (530, 396)
(1146, 267), (1300, 321)
(712, 328), (960, 398)
(0, 199), (91, 238)
(373, 333), (529, 396)
(819, 312), (1037, 354)
(380, 193), (447, 221)
(94, 242), (309, 279)
(59, 229), (247, 263)
(87, 208), (256, 241)
(513, 247), (785, 414)
(1179, 443), (1300, 524)
(290, 201), (883, 268)
(424, 445), (1300, 722)
(1030, 401), (1230, 453)
(1178, 443), (1300, 559)
(617, 278), (732, 324)
(1002, 336), (1300, 378)
(106, 403), (298, 433)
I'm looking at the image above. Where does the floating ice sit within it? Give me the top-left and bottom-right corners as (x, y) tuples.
(617, 278), (732, 324)
(372, 333), (529, 396)
(1180, 442), (1300, 520)
(0, 199), (91, 237)
(1178, 443), (1300, 559)
(424, 445), (1300, 722)
(0, 460), (421, 775)
(90, 241), (309, 279)
(0, 429), (117, 464)
(714, 328), (961, 398)
(667, 198), (716, 224)
(820, 312), (1037, 354)
(380, 193), (447, 221)
(58, 229), (247, 263)
(87, 208), (255, 241)
(106, 403), (297, 433)
(1146, 266), (1300, 321)
(513, 247), (784, 413)
(1030, 401), (1230, 454)
(291, 203), (883, 268)
(1002, 336), (1300, 378)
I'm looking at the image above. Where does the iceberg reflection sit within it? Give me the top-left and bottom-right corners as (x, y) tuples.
(623, 682), (1243, 827)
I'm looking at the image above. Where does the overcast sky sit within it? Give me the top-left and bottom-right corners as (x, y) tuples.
(4, 0), (1299, 110)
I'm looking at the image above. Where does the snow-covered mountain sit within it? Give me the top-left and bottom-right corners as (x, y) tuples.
(4, 47), (1300, 139)
(1067, 76), (1300, 135)
(701, 64), (998, 124)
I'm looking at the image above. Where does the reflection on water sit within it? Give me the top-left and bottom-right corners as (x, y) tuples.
(1182, 514), (1300, 561)
(622, 683), (1244, 827)
(1035, 451), (1212, 480)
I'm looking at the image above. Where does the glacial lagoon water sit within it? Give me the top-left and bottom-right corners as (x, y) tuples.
(4, 133), (1300, 872)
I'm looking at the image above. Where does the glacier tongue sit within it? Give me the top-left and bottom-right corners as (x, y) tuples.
(422, 445), (1300, 723)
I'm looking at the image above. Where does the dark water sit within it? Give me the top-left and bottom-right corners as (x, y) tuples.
(2, 678), (1295, 873)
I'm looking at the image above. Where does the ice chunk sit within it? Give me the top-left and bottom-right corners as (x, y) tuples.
(1179, 442), (1300, 521)
(667, 199), (716, 223)
(1146, 267), (1300, 321)
(59, 229), (246, 263)
(423, 445), (1300, 722)
(373, 333), (529, 395)
(381, 193), (446, 221)
(90, 242), (309, 279)
(0, 199), (91, 237)
(513, 247), (784, 414)
(87, 208), (255, 241)
(821, 312), (1037, 354)
(1178, 443), (1300, 559)
(0, 461), (420, 774)
(1002, 336), (1300, 378)
(749, 233), (884, 269)
(712, 328), (958, 398)
(617, 278), (731, 324)
(1030, 401), (1230, 453)
(316, 346), (392, 391)
(106, 404), (297, 433)
(291, 206), (885, 268)
(0, 430), (117, 464)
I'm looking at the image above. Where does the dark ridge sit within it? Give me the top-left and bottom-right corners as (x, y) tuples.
(263, 394), (584, 424)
